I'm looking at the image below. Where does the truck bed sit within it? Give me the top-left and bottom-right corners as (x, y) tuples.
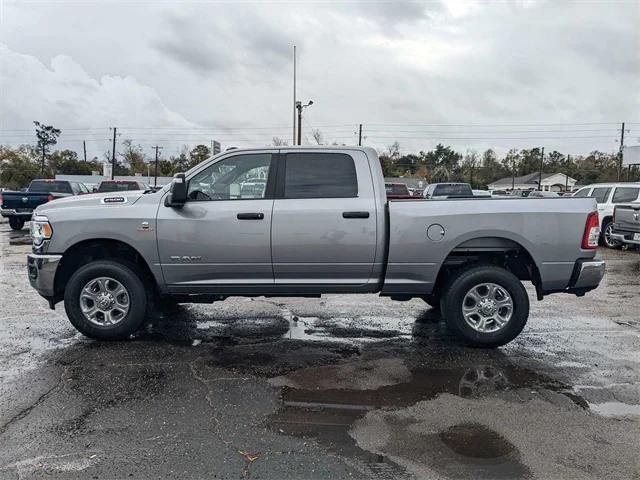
(383, 196), (598, 295)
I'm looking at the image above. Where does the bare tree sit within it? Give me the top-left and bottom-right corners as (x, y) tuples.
(272, 137), (288, 146)
(311, 128), (323, 145)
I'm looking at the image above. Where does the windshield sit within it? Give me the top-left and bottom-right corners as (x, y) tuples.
(98, 181), (141, 192)
(29, 180), (72, 194)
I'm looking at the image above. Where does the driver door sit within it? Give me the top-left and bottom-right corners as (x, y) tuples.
(157, 152), (276, 291)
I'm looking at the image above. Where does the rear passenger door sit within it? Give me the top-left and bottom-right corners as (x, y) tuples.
(271, 150), (377, 286)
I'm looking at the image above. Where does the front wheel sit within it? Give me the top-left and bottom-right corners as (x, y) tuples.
(441, 265), (529, 348)
(8, 217), (25, 230)
(601, 220), (621, 249)
(64, 260), (148, 340)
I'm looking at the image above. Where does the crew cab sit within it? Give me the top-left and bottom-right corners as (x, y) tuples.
(0, 179), (88, 230)
(611, 203), (640, 247)
(26, 147), (605, 347)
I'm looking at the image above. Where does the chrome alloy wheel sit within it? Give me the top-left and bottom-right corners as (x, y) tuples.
(462, 283), (513, 333)
(603, 223), (620, 248)
(80, 277), (130, 326)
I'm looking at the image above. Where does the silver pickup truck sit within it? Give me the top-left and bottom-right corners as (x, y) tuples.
(26, 147), (605, 347)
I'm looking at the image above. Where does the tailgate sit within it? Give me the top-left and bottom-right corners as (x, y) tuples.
(1, 192), (47, 211)
(615, 204), (640, 232)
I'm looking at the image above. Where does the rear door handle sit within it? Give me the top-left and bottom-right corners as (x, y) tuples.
(342, 211), (370, 219)
(237, 213), (264, 220)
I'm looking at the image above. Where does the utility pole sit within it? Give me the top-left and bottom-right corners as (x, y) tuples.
(565, 154), (570, 192)
(152, 145), (162, 188)
(83, 140), (87, 163)
(292, 45), (297, 145)
(358, 124), (363, 146)
(538, 147), (545, 191)
(110, 127), (117, 180)
(618, 121), (625, 181)
(41, 144), (46, 175)
(296, 102), (302, 146)
(511, 158), (515, 190)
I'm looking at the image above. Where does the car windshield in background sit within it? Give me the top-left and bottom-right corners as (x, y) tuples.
(29, 180), (72, 194)
(98, 182), (141, 192)
(385, 184), (410, 195)
(435, 184), (472, 196)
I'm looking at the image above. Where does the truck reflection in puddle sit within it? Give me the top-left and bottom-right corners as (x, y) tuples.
(267, 362), (576, 479)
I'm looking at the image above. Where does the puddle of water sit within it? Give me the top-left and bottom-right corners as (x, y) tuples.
(267, 361), (572, 478)
(588, 401), (640, 417)
(439, 423), (515, 459)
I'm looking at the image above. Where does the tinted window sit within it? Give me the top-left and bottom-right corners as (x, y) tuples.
(572, 188), (591, 197)
(612, 187), (640, 204)
(29, 180), (72, 194)
(284, 153), (357, 199)
(385, 184), (409, 195)
(433, 184), (473, 196)
(187, 153), (271, 201)
(590, 187), (611, 204)
(98, 181), (140, 192)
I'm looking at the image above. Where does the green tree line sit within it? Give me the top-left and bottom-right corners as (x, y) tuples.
(0, 123), (632, 189)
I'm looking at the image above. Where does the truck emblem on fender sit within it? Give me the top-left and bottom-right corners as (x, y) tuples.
(170, 256), (202, 262)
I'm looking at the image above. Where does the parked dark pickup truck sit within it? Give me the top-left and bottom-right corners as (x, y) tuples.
(0, 179), (88, 230)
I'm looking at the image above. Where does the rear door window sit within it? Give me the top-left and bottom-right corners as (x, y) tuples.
(283, 153), (357, 199)
(612, 187), (640, 204)
(590, 187), (612, 204)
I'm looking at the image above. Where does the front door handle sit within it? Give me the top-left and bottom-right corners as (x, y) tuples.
(342, 211), (370, 219)
(237, 213), (264, 220)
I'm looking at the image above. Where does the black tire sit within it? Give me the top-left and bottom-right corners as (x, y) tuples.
(64, 260), (148, 340)
(441, 265), (529, 348)
(601, 219), (621, 249)
(9, 217), (25, 231)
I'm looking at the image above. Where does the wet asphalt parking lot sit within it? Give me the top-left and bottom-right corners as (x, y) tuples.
(0, 219), (638, 480)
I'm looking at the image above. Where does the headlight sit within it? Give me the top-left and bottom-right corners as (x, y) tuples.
(31, 215), (53, 246)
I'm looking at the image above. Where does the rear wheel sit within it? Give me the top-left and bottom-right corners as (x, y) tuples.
(64, 260), (148, 340)
(441, 265), (529, 348)
(601, 220), (621, 249)
(8, 217), (25, 231)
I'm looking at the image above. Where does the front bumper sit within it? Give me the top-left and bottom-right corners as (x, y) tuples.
(569, 258), (606, 293)
(27, 253), (62, 298)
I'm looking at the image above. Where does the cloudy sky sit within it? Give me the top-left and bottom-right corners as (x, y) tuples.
(0, 0), (638, 160)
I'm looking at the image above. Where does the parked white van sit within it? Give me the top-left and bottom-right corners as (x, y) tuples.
(572, 183), (640, 248)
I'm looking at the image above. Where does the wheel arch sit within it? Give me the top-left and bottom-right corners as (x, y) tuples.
(54, 238), (158, 299)
(431, 235), (541, 299)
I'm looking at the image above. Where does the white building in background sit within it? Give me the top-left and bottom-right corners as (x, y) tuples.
(487, 172), (577, 192)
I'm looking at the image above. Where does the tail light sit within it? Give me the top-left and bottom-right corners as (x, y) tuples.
(582, 211), (600, 249)
(0, 194), (3, 207)
(47, 195), (54, 202)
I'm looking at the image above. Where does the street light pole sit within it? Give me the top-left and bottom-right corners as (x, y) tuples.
(295, 100), (313, 145)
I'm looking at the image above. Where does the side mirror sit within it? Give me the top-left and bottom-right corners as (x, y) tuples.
(165, 173), (187, 207)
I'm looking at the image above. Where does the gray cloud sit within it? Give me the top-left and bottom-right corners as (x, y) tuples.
(0, 0), (638, 157)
